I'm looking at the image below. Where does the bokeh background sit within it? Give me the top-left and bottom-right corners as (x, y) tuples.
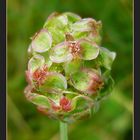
(8, 0), (133, 140)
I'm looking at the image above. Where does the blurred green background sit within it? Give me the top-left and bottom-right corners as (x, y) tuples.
(8, 0), (133, 140)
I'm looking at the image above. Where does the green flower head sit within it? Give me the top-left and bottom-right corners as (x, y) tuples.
(24, 12), (116, 123)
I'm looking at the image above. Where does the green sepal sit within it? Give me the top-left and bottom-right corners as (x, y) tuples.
(41, 51), (52, 68)
(62, 12), (81, 23)
(28, 54), (45, 72)
(98, 47), (116, 70)
(97, 71), (115, 100)
(44, 14), (68, 30)
(50, 42), (73, 63)
(49, 63), (64, 73)
(70, 70), (90, 92)
(72, 31), (89, 40)
(46, 27), (65, 45)
(24, 86), (50, 108)
(71, 95), (93, 112)
(78, 39), (100, 60)
(31, 29), (52, 53)
(43, 14), (69, 45)
(70, 68), (102, 94)
(39, 73), (67, 93)
(63, 59), (82, 75)
(72, 108), (91, 121)
(29, 93), (51, 108)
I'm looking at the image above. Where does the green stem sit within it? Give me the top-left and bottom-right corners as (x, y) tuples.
(60, 121), (68, 140)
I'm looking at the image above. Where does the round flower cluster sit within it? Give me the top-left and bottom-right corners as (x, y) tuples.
(24, 12), (116, 123)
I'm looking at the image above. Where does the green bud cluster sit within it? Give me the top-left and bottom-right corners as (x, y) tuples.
(24, 12), (116, 123)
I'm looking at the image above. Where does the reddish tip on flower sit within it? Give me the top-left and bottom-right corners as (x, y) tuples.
(60, 97), (72, 112)
(68, 41), (81, 58)
(25, 70), (32, 85)
(87, 73), (104, 94)
(50, 97), (71, 112)
(49, 99), (61, 111)
(32, 65), (48, 85)
(37, 106), (49, 115)
(52, 104), (61, 111)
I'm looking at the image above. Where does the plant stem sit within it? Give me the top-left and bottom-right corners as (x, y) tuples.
(60, 121), (68, 140)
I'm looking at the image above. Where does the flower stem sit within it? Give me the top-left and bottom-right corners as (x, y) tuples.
(60, 121), (68, 140)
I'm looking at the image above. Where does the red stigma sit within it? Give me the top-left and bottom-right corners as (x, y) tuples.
(69, 42), (81, 57)
(51, 104), (61, 111)
(88, 74), (103, 93)
(32, 65), (48, 85)
(50, 97), (72, 112)
(60, 97), (71, 112)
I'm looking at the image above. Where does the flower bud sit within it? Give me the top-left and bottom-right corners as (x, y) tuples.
(24, 12), (116, 123)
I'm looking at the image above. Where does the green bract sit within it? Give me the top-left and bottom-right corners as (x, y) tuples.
(31, 29), (52, 53)
(24, 12), (116, 123)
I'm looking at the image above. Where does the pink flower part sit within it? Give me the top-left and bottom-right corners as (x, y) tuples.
(68, 41), (81, 58)
(32, 65), (48, 85)
(49, 99), (61, 111)
(25, 70), (32, 85)
(52, 104), (61, 111)
(60, 97), (72, 112)
(87, 72), (103, 94)
(37, 106), (49, 115)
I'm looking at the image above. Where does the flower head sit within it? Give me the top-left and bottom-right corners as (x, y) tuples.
(24, 12), (116, 123)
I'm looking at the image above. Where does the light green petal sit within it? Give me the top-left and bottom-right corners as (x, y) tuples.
(47, 27), (65, 45)
(70, 68), (101, 94)
(41, 51), (52, 68)
(70, 95), (93, 121)
(99, 47), (116, 70)
(78, 39), (99, 60)
(71, 95), (93, 111)
(28, 54), (45, 72)
(50, 42), (73, 63)
(88, 33), (102, 45)
(71, 18), (95, 32)
(39, 72), (67, 93)
(97, 75), (114, 100)
(24, 86), (50, 108)
(63, 59), (82, 75)
(31, 29), (52, 53)
(70, 70), (90, 92)
(43, 14), (69, 45)
(44, 14), (68, 30)
(28, 93), (50, 108)
(63, 12), (81, 23)
(49, 63), (63, 73)
(71, 31), (89, 40)
(71, 18), (102, 42)
(72, 108), (91, 121)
